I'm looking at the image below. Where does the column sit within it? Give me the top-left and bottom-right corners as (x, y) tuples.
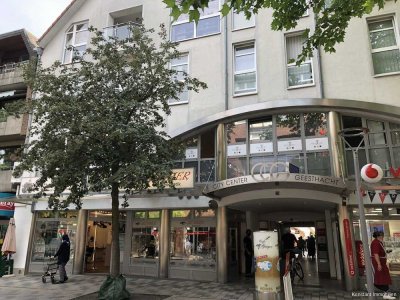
(159, 209), (170, 278)
(338, 205), (358, 291)
(325, 209), (336, 278)
(73, 210), (88, 274)
(217, 206), (228, 283)
(246, 211), (257, 232)
(216, 123), (227, 181)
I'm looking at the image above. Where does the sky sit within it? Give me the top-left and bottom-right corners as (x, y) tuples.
(0, 0), (73, 38)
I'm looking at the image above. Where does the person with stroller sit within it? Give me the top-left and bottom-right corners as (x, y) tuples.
(54, 234), (70, 283)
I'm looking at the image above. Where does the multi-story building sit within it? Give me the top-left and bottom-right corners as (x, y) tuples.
(11, 0), (400, 291)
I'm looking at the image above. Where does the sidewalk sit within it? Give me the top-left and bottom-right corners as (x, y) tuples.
(0, 273), (389, 300)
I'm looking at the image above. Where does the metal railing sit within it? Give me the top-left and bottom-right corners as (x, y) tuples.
(0, 61), (28, 75)
(103, 22), (141, 41)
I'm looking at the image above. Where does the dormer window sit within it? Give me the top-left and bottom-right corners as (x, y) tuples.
(63, 22), (89, 64)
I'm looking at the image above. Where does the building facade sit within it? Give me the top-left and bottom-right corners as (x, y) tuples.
(10, 0), (400, 291)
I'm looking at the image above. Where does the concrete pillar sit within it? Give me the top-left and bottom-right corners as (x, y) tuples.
(325, 209), (336, 278)
(217, 206), (228, 283)
(159, 209), (170, 278)
(332, 220), (343, 280)
(73, 210), (88, 274)
(328, 111), (345, 178)
(216, 123), (227, 181)
(338, 205), (358, 291)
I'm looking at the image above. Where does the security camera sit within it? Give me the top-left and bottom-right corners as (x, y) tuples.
(208, 200), (218, 209)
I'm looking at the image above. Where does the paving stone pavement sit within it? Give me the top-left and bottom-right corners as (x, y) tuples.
(0, 274), (398, 300)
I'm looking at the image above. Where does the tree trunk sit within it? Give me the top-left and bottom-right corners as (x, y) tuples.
(110, 182), (120, 277)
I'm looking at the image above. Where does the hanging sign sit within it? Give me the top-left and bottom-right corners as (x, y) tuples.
(343, 219), (355, 277)
(361, 164), (383, 183)
(0, 201), (15, 217)
(253, 231), (281, 294)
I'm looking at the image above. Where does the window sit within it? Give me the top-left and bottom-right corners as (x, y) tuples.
(232, 11), (255, 30)
(286, 34), (314, 87)
(104, 6), (143, 40)
(169, 54), (189, 104)
(171, 0), (220, 42)
(368, 17), (400, 75)
(276, 114), (301, 139)
(63, 22), (89, 64)
(234, 43), (257, 95)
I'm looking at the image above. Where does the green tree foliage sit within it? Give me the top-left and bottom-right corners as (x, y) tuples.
(14, 24), (206, 278)
(164, 0), (392, 64)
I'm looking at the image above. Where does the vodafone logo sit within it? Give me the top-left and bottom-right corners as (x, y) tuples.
(361, 164), (383, 183)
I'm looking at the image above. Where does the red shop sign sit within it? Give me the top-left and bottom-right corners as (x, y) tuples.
(344, 219), (355, 277)
(0, 202), (15, 211)
(355, 240), (365, 276)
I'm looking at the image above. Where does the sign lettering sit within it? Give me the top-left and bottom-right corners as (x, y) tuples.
(390, 167), (400, 178)
(344, 219), (355, 276)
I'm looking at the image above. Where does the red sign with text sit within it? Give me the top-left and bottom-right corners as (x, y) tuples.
(343, 219), (355, 277)
(0, 202), (15, 211)
(355, 240), (365, 276)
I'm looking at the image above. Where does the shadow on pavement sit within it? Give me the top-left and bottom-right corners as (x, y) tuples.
(73, 293), (169, 300)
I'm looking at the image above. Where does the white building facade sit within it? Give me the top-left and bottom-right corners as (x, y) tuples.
(11, 0), (400, 291)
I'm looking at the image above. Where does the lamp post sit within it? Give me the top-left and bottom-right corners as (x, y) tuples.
(339, 127), (375, 300)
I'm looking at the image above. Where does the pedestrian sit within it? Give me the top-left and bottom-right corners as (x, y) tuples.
(54, 234), (70, 283)
(281, 228), (298, 259)
(297, 236), (305, 257)
(306, 235), (316, 259)
(370, 231), (395, 299)
(243, 229), (253, 277)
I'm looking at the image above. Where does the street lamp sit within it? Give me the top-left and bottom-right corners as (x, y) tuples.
(339, 127), (374, 300)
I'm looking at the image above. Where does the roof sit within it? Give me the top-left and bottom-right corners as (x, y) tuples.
(38, 0), (85, 47)
(0, 29), (38, 57)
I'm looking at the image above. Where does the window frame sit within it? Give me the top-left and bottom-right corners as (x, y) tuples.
(232, 11), (255, 31)
(169, 53), (190, 105)
(62, 21), (89, 64)
(285, 32), (315, 89)
(171, 0), (221, 42)
(233, 42), (257, 96)
(367, 16), (400, 76)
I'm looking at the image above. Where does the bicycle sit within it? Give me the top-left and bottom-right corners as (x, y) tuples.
(289, 249), (304, 283)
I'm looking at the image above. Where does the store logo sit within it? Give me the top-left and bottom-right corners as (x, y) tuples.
(251, 162), (291, 182)
(390, 167), (400, 178)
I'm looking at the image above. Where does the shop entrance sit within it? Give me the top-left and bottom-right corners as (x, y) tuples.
(85, 211), (112, 273)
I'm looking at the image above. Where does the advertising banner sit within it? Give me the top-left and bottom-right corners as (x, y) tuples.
(343, 219), (355, 277)
(253, 231), (281, 294)
(355, 240), (365, 276)
(0, 202), (15, 217)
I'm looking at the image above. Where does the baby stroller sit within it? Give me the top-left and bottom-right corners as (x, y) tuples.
(42, 258), (58, 284)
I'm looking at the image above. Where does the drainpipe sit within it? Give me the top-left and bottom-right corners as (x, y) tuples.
(223, 1), (229, 111)
(313, 14), (324, 99)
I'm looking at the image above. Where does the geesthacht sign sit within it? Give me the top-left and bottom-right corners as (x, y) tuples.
(204, 162), (345, 193)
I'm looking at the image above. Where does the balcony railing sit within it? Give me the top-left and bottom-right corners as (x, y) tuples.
(0, 61), (28, 75)
(103, 22), (141, 41)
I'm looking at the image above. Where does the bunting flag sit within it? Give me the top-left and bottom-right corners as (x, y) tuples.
(368, 191), (376, 202)
(379, 192), (387, 203)
(390, 193), (398, 204)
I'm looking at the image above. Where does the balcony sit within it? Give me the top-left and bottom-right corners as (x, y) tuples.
(103, 22), (141, 41)
(0, 170), (14, 192)
(0, 61), (28, 87)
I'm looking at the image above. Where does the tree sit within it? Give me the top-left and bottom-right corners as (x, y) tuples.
(164, 0), (393, 63)
(13, 24), (206, 296)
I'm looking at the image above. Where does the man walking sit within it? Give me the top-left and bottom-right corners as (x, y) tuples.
(54, 234), (70, 283)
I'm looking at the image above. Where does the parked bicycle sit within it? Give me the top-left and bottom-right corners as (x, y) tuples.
(289, 249), (304, 282)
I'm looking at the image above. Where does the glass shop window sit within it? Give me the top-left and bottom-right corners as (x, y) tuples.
(342, 116), (364, 148)
(31, 217), (77, 262)
(170, 226), (216, 268)
(304, 113), (327, 137)
(306, 151), (331, 176)
(131, 227), (159, 259)
(276, 114), (301, 139)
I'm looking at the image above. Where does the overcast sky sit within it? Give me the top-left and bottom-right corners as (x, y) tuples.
(0, 0), (73, 38)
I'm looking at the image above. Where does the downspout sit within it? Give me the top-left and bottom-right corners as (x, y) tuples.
(313, 14), (324, 99)
(224, 1), (229, 110)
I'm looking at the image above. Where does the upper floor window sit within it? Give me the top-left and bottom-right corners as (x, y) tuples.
(286, 33), (314, 88)
(171, 0), (220, 42)
(169, 54), (189, 105)
(368, 17), (400, 75)
(63, 22), (89, 64)
(232, 11), (255, 30)
(234, 43), (257, 95)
